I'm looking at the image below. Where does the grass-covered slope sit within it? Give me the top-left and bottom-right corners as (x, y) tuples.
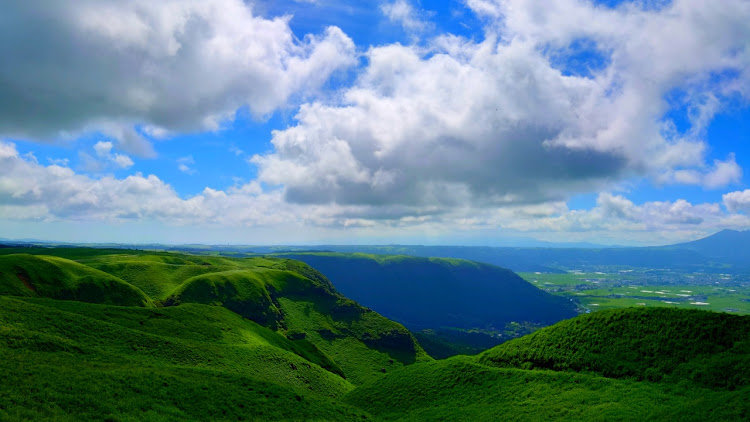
(0, 297), (374, 420)
(279, 252), (577, 329)
(0, 296), (369, 420)
(345, 357), (750, 421)
(161, 258), (431, 384)
(79, 253), (274, 301)
(0, 254), (152, 307)
(478, 307), (750, 389)
(346, 308), (750, 421)
(0, 248), (429, 385)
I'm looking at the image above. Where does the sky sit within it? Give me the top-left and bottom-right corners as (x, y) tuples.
(1, 0), (750, 246)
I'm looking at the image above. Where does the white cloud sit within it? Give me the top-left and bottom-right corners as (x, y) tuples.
(177, 156), (196, 174)
(2, 140), (749, 244)
(0, 0), (356, 155)
(381, 0), (432, 35)
(482, 193), (750, 245)
(250, 0), (750, 216)
(723, 189), (750, 213)
(81, 141), (135, 172)
(1, 0), (749, 245)
(657, 154), (742, 189)
(0, 141), (289, 225)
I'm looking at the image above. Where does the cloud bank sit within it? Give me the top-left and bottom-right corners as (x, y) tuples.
(0, 0), (356, 155)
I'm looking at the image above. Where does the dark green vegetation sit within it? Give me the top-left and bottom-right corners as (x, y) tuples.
(346, 308), (750, 421)
(478, 307), (750, 389)
(278, 252), (576, 356)
(0, 247), (430, 420)
(2, 246), (749, 421)
(0, 296), (368, 421)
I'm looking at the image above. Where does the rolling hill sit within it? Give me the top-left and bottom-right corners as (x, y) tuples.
(478, 307), (750, 389)
(0, 296), (369, 420)
(3, 247), (749, 420)
(0, 249), (429, 385)
(0, 254), (153, 307)
(345, 307), (750, 421)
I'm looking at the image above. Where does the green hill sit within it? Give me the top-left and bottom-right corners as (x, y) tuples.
(0, 248), (429, 386)
(162, 258), (431, 384)
(478, 307), (750, 389)
(79, 253), (268, 301)
(345, 356), (749, 421)
(346, 308), (750, 420)
(0, 296), (368, 421)
(3, 247), (749, 420)
(0, 254), (153, 307)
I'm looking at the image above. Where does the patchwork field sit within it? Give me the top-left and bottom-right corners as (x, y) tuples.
(519, 271), (750, 314)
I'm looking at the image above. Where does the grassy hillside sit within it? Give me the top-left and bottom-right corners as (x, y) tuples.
(3, 247), (749, 420)
(162, 259), (431, 384)
(0, 254), (153, 307)
(478, 307), (750, 389)
(346, 307), (750, 420)
(0, 248), (429, 386)
(345, 357), (749, 421)
(0, 296), (369, 420)
(79, 254), (281, 301)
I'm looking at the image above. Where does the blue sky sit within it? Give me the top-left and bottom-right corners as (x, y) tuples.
(1, 0), (749, 246)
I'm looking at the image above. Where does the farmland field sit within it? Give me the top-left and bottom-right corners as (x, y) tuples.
(519, 271), (750, 314)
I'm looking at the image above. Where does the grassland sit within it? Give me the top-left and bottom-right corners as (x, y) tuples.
(0, 249), (429, 385)
(0, 296), (370, 421)
(0, 254), (153, 307)
(345, 357), (749, 421)
(2, 247), (749, 420)
(346, 308), (750, 421)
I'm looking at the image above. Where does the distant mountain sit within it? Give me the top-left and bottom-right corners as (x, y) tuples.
(668, 229), (750, 264)
(8, 228), (750, 273)
(276, 252), (577, 331)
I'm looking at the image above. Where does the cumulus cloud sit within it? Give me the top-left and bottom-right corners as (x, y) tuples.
(657, 154), (742, 189)
(2, 0), (749, 244)
(0, 0), (356, 154)
(723, 190), (750, 213)
(381, 0), (432, 35)
(252, 0), (750, 213)
(0, 141), (290, 225)
(79, 141), (135, 172)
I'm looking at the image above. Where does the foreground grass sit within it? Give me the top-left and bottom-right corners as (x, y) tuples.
(345, 357), (749, 421)
(0, 296), (370, 421)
